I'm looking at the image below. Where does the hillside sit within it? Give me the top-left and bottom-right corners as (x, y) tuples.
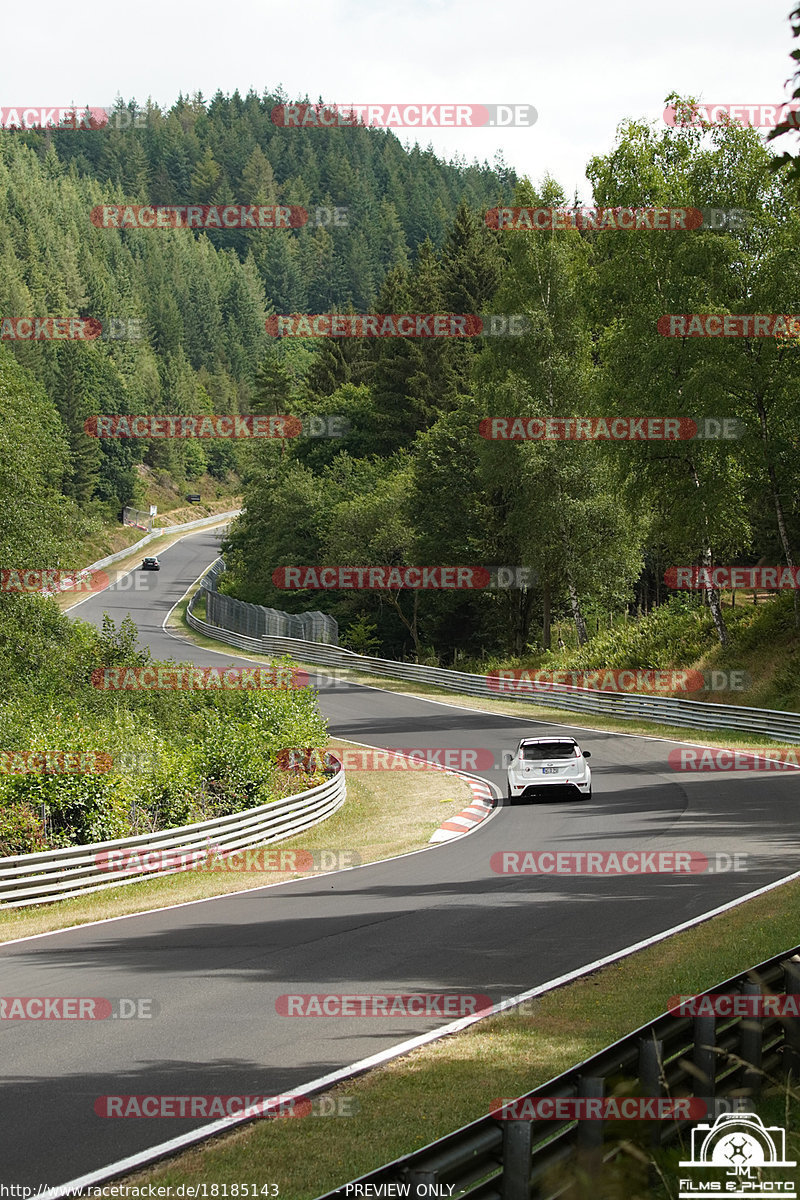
(458, 592), (800, 713)
(0, 100), (513, 527)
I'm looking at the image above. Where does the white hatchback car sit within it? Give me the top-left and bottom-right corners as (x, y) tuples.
(507, 737), (592, 802)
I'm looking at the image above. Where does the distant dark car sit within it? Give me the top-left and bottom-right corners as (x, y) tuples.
(141, 556), (160, 571)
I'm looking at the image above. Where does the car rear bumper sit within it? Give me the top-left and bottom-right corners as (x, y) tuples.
(508, 778), (590, 802)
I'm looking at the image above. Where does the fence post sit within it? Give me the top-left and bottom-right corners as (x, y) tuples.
(739, 981), (764, 1098)
(501, 1119), (533, 1200)
(693, 1013), (717, 1115)
(638, 1035), (664, 1149)
(404, 1168), (437, 1192)
(781, 958), (800, 1077)
(575, 1075), (604, 1182)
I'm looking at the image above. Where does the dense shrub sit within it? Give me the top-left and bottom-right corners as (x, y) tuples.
(0, 802), (45, 856)
(0, 597), (330, 852)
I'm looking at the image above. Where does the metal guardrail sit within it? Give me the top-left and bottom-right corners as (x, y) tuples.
(0, 761), (345, 908)
(41, 513), (240, 598)
(122, 504), (154, 533)
(316, 948), (800, 1200)
(187, 567), (800, 743)
(85, 508), (240, 574)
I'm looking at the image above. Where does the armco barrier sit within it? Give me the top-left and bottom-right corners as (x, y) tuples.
(0, 760), (345, 908)
(317, 947), (800, 1200)
(187, 566), (800, 743)
(82, 508), (240, 575)
(43, 510), (240, 598)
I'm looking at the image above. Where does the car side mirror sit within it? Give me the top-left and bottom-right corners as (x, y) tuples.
(583, 751), (591, 758)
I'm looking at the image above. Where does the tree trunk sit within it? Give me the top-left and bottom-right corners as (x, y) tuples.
(388, 591), (421, 659)
(755, 394), (798, 626)
(520, 587), (535, 651)
(410, 591), (419, 657)
(510, 595), (524, 657)
(567, 577), (589, 646)
(688, 462), (729, 646)
(510, 588), (535, 656)
(541, 579), (551, 650)
(700, 545), (729, 646)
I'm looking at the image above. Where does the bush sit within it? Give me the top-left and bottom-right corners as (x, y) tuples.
(0, 602), (331, 850)
(342, 615), (381, 655)
(0, 762), (134, 848)
(0, 802), (45, 856)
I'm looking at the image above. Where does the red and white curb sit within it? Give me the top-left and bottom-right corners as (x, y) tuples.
(319, 740), (497, 844)
(430, 778), (494, 843)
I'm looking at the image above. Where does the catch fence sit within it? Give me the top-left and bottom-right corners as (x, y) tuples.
(188, 564), (800, 742)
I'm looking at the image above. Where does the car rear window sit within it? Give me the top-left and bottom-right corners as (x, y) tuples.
(521, 743), (578, 760)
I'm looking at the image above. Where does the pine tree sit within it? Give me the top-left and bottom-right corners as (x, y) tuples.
(50, 343), (103, 503)
(440, 202), (501, 314)
(190, 146), (222, 202)
(242, 146), (277, 204)
(251, 356), (296, 414)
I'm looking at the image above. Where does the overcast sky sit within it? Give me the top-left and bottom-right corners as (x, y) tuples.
(3, 0), (797, 199)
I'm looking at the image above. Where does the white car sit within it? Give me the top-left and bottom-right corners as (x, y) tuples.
(506, 737), (592, 802)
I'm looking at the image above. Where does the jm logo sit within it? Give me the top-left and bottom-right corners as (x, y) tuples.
(679, 1112), (796, 1197)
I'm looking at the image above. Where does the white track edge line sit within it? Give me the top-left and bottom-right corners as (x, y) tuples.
(40, 862), (800, 1198)
(63, 522), (231, 613)
(0, 750), (500, 951)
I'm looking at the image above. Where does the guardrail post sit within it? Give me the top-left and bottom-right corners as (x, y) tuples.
(693, 1013), (717, 1116)
(638, 1035), (664, 1149)
(575, 1074), (604, 1181)
(404, 1167), (437, 1192)
(739, 981), (764, 1098)
(501, 1119), (533, 1200)
(781, 958), (800, 1077)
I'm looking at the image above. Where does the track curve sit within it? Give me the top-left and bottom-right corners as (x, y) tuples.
(2, 528), (799, 1188)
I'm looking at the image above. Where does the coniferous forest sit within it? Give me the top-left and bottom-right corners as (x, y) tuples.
(2, 87), (800, 678)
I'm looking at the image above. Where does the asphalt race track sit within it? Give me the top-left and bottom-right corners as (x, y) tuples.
(2, 528), (799, 1189)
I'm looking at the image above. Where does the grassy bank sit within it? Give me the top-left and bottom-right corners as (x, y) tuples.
(457, 591), (800, 714)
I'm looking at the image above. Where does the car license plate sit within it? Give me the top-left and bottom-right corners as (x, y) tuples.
(542, 767), (560, 774)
